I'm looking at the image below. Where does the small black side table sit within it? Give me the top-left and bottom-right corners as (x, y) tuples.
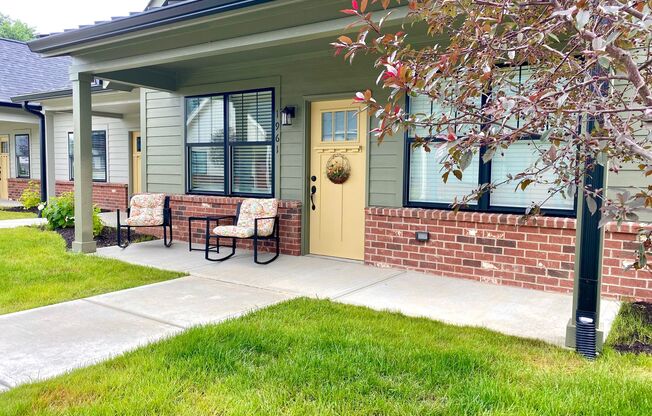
(188, 216), (210, 252)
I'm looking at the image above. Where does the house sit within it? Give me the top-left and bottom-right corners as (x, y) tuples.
(0, 38), (68, 201)
(25, 0), (651, 302)
(0, 38), (141, 211)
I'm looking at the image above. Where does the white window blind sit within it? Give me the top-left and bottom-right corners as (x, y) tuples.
(490, 140), (574, 210)
(409, 146), (480, 205)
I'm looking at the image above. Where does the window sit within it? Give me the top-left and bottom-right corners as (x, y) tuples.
(185, 89), (274, 196)
(68, 130), (108, 182)
(405, 69), (575, 215)
(321, 110), (358, 141)
(15, 134), (30, 178)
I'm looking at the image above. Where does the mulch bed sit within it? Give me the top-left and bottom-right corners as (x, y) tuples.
(52, 226), (158, 249)
(1, 206), (40, 214)
(612, 302), (652, 355)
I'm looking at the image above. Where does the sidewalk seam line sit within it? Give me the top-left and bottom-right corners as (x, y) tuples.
(82, 299), (187, 330)
(332, 271), (407, 300)
(189, 274), (300, 297)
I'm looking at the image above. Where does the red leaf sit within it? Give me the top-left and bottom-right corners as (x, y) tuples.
(352, 0), (359, 10)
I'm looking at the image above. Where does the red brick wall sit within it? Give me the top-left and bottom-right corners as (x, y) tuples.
(7, 178), (128, 211)
(365, 207), (652, 302)
(138, 195), (302, 256)
(7, 178), (29, 201)
(603, 223), (652, 301)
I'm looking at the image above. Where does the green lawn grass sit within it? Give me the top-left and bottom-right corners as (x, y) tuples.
(1, 299), (650, 415)
(0, 227), (184, 314)
(0, 210), (37, 221)
(608, 301), (652, 348)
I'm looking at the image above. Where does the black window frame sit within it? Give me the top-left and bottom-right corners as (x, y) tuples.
(403, 68), (577, 218)
(184, 87), (276, 198)
(68, 130), (108, 183)
(14, 134), (30, 179)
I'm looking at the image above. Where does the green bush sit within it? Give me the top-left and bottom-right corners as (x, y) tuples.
(42, 192), (75, 230)
(42, 192), (104, 237)
(19, 180), (42, 210)
(93, 205), (104, 237)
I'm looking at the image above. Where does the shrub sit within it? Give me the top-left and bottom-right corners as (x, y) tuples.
(42, 192), (75, 230)
(42, 192), (104, 237)
(93, 205), (104, 237)
(19, 181), (42, 210)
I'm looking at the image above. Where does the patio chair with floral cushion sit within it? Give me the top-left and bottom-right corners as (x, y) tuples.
(204, 198), (279, 264)
(116, 193), (173, 248)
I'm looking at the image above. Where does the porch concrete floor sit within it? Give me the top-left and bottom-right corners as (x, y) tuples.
(0, 240), (620, 391)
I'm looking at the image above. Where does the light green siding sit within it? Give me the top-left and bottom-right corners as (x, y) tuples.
(142, 54), (405, 207)
(144, 90), (184, 194)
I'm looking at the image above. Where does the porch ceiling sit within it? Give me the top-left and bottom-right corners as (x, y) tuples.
(95, 36), (340, 91)
(69, 4), (411, 92)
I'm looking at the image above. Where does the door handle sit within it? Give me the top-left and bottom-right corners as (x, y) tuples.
(310, 185), (317, 211)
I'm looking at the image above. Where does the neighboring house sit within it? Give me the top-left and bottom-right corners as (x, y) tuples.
(0, 38), (68, 200)
(0, 38), (141, 210)
(26, 0), (651, 302)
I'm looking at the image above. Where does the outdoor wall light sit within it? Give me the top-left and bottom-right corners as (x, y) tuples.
(415, 231), (430, 242)
(281, 106), (296, 126)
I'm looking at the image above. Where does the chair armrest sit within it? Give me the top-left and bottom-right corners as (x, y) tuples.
(206, 215), (237, 226)
(254, 216), (279, 235)
(164, 207), (172, 225)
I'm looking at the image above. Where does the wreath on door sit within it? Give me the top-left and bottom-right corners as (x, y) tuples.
(326, 153), (351, 184)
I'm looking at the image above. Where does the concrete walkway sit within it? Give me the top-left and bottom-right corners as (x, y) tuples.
(0, 199), (21, 208)
(0, 200), (47, 229)
(0, 240), (620, 391)
(0, 217), (47, 229)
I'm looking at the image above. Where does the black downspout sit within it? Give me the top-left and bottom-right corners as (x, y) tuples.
(21, 102), (47, 211)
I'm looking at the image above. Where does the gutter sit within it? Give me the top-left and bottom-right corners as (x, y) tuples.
(11, 85), (114, 103)
(29, 0), (274, 55)
(0, 101), (46, 211)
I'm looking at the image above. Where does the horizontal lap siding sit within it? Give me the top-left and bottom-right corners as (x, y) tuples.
(608, 51), (650, 222)
(52, 113), (138, 184)
(146, 54), (403, 206)
(144, 91), (184, 194)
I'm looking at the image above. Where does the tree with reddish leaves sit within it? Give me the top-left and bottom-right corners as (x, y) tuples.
(333, 0), (652, 269)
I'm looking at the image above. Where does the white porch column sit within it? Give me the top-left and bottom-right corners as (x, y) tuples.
(44, 111), (56, 201)
(71, 72), (96, 253)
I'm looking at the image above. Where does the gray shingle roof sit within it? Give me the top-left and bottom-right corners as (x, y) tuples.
(0, 38), (71, 103)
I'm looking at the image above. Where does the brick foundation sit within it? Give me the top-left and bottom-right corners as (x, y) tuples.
(138, 195), (302, 256)
(7, 178), (128, 211)
(365, 207), (652, 302)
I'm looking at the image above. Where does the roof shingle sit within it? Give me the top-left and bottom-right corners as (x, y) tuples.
(0, 38), (71, 103)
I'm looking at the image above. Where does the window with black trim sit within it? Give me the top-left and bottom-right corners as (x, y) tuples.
(68, 130), (108, 182)
(15, 134), (30, 178)
(185, 89), (274, 197)
(405, 67), (575, 215)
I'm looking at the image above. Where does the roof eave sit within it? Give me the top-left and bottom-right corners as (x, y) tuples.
(28, 0), (275, 56)
(11, 85), (113, 103)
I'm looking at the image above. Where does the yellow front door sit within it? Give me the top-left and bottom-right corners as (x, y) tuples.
(309, 99), (367, 260)
(0, 135), (9, 200)
(131, 132), (142, 195)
